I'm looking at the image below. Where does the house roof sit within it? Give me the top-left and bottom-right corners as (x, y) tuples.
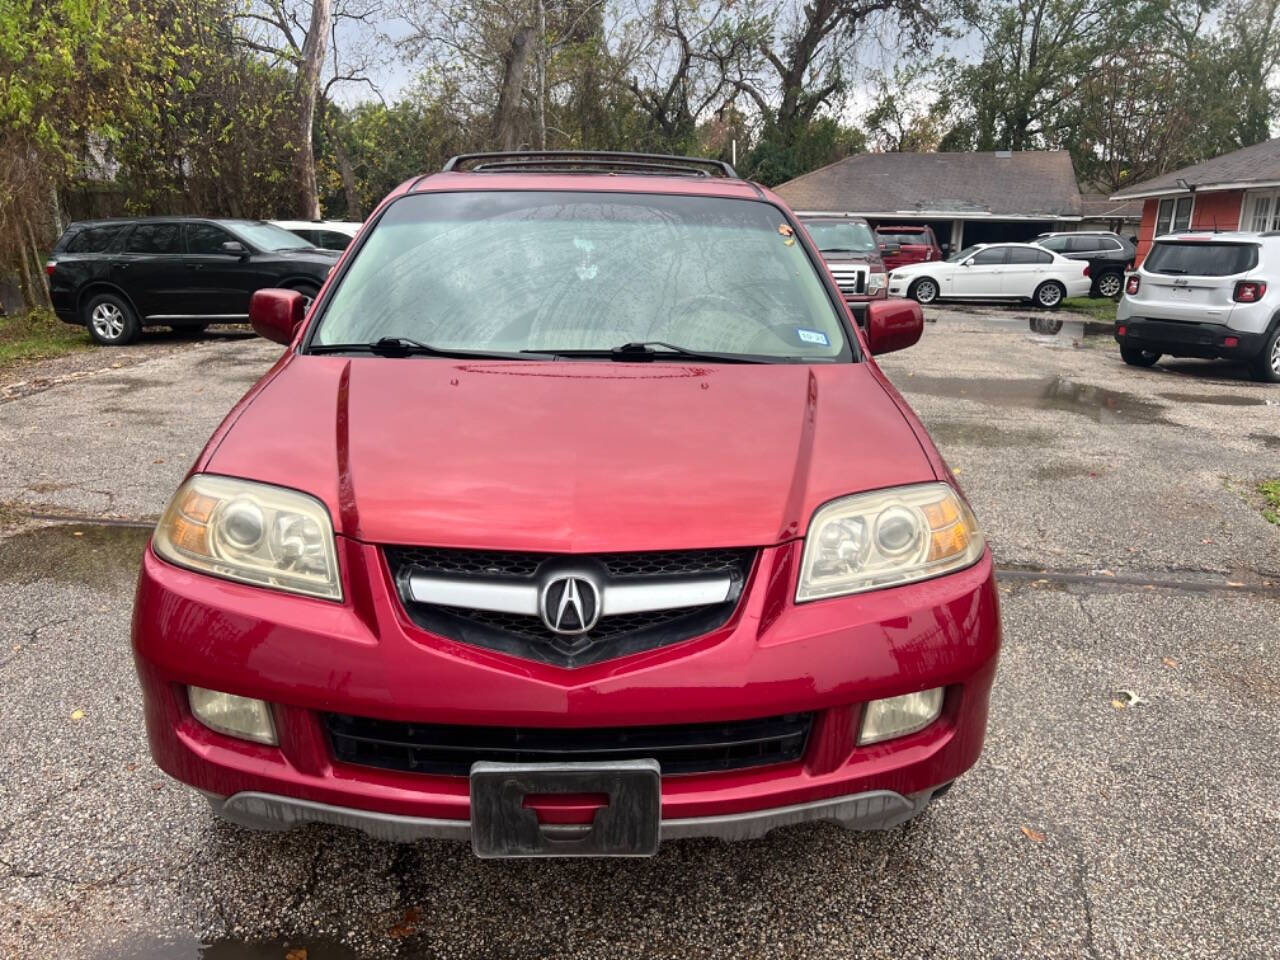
(1111, 138), (1280, 199)
(1079, 192), (1143, 221)
(773, 150), (1082, 220)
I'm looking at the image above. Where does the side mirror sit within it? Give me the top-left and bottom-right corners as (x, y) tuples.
(221, 240), (248, 258)
(865, 299), (923, 355)
(250, 288), (306, 345)
(961, 259), (973, 267)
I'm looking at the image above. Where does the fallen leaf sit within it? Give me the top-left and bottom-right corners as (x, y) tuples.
(1162, 657), (1179, 669)
(1020, 825), (1046, 843)
(72, 531), (83, 537)
(388, 906), (422, 938)
(1111, 699), (1126, 710)
(70, 709), (84, 720)
(285, 950), (307, 960)
(153, 458), (164, 464)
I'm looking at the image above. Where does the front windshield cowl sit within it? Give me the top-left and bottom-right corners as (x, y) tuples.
(307, 192), (855, 364)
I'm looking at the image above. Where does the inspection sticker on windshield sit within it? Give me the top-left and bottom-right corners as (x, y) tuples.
(796, 328), (829, 346)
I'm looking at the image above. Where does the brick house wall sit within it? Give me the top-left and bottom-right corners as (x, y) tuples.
(1135, 190), (1244, 264)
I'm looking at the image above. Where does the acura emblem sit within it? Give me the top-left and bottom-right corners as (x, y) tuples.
(539, 574), (601, 635)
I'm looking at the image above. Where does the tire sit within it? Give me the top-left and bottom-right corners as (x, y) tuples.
(84, 292), (140, 346)
(1248, 325), (1280, 383)
(289, 282), (320, 307)
(1096, 271), (1124, 299)
(909, 277), (938, 304)
(1034, 281), (1065, 309)
(1121, 346), (1161, 367)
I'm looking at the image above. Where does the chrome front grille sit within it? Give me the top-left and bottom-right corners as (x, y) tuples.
(385, 547), (756, 668)
(826, 263), (867, 296)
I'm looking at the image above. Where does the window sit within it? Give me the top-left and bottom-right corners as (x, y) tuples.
(1244, 190), (1280, 231)
(1098, 237), (1123, 251)
(1008, 247), (1053, 264)
(124, 222), (183, 254)
(803, 220), (878, 254)
(1067, 236), (1101, 253)
(66, 224), (127, 253)
(876, 231), (930, 245)
(312, 192), (848, 361)
(1037, 236), (1069, 252)
(313, 230), (353, 251)
(186, 222), (236, 255)
(223, 221), (313, 251)
(1145, 241), (1258, 276)
(1155, 196), (1194, 235)
(971, 247), (1008, 265)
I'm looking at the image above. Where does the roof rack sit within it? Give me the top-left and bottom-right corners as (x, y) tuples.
(442, 151), (739, 179)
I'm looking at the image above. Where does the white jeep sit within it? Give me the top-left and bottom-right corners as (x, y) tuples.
(1116, 232), (1280, 382)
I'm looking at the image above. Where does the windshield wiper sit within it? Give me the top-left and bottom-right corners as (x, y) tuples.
(525, 341), (775, 364)
(309, 336), (543, 361)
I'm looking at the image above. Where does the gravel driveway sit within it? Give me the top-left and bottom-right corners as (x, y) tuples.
(1, 306), (1277, 959)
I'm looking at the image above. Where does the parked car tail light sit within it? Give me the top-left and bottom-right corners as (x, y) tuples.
(1233, 280), (1267, 302)
(1082, 264), (1091, 277)
(45, 260), (56, 276)
(1125, 275), (1141, 295)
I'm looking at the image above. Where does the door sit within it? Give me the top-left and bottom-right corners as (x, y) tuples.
(1003, 247), (1053, 297)
(952, 245), (1008, 297)
(184, 222), (256, 317)
(111, 222), (186, 317)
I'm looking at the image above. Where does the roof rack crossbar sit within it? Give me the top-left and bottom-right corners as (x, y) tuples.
(443, 150), (738, 179)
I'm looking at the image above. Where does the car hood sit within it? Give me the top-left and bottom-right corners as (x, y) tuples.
(205, 358), (936, 552)
(889, 260), (950, 277)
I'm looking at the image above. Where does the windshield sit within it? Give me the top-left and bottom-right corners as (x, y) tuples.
(228, 221), (315, 252)
(947, 245), (982, 263)
(1144, 241), (1258, 276)
(311, 192), (848, 360)
(804, 220), (877, 254)
(877, 231), (929, 245)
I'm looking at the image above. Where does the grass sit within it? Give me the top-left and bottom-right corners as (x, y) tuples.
(1261, 479), (1280, 525)
(1062, 297), (1118, 324)
(0, 308), (91, 369)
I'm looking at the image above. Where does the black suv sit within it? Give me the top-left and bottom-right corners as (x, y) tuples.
(1034, 231), (1137, 298)
(47, 218), (340, 345)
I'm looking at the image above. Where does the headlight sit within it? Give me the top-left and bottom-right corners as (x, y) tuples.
(796, 483), (984, 601)
(153, 474), (342, 600)
(867, 271), (888, 293)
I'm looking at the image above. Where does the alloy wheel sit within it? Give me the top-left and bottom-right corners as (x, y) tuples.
(91, 302), (125, 340)
(915, 280), (937, 303)
(1097, 273), (1123, 298)
(1271, 333), (1280, 376)
(1038, 284), (1062, 307)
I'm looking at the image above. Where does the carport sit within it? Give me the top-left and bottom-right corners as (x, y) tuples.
(774, 150), (1083, 252)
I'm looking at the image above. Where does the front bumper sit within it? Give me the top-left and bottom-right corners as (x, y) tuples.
(206, 785), (939, 843)
(1116, 317), (1270, 360)
(132, 538), (1000, 839)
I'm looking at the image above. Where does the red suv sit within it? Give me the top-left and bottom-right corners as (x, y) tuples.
(875, 225), (943, 272)
(132, 151), (1000, 858)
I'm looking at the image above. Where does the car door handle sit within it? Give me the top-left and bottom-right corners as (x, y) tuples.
(112, 261), (130, 270)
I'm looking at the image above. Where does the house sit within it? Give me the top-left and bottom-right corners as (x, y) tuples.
(1078, 191), (1143, 236)
(773, 150), (1084, 251)
(1110, 137), (1280, 261)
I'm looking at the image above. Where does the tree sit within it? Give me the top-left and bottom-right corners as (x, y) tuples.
(233, 0), (383, 218)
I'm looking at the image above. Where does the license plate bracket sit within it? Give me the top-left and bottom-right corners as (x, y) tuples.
(470, 760), (661, 858)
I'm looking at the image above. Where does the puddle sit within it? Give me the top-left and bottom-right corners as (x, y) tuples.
(1160, 391), (1279, 407)
(0, 522), (150, 590)
(943, 308), (1111, 346)
(101, 936), (362, 960)
(898, 375), (1170, 424)
(926, 420), (1055, 449)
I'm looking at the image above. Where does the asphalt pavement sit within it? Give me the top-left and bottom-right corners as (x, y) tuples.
(1, 307), (1277, 959)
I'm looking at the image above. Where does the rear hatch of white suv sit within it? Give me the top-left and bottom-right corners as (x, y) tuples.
(1129, 238), (1261, 325)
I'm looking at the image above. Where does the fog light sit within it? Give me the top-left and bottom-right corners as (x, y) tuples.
(188, 686), (277, 745)
(858, 688), (944, 745)
(1223, 336), (1239, 348)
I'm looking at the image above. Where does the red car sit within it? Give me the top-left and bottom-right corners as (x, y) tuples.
(132, 151), (1000, 858)
(875, 225), (944, 272)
